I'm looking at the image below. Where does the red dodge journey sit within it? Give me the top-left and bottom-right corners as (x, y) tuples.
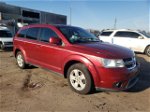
(13, 24), (139, 94)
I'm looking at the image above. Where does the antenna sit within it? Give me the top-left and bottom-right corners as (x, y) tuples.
(114, 18), (117, 29)
(70, 7), (72, 25)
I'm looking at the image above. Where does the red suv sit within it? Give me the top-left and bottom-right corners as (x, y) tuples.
(13, 24), (139, 94)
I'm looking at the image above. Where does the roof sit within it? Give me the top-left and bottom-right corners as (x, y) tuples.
(102, 29), (139, 32)
(102, 29), (135, 31)
(20, 24), (80, 29)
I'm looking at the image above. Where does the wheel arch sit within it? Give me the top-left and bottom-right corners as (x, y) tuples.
(14, 47), (27, 63)
(64, 60), (81, 78)
(14, 49), (21, 57)
(144, 45), (150, 56)
(144, 45), (150, 53)
(63, 55), (100, 87)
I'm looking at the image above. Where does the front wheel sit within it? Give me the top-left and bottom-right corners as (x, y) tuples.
(0, 43), (5, 50)
(145, 46), (150, 57)
(67, 63), (94, 94)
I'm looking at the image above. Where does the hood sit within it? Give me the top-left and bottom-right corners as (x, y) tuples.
(0, 37), (13, 42)
(73, 42), (134, 59)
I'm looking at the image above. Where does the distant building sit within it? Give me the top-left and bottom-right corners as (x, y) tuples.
(0, 2), (67, 34)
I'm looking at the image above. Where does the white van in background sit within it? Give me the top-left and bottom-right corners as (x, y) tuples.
(99, 29), (150, 57)
(0, 26), (13, 50)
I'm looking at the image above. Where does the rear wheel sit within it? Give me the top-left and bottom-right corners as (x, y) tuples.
(145, 46), (150, 57)
(67, 63), (94, 94)
(16, 51), (27, 69)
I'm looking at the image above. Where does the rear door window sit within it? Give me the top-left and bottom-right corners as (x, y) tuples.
(26, 28), (39, 40)
(114, 31), (140, 38)
(0, 30), (12, 37)
(100, 31), (113, 36)
(39, 28), (58, 42)
(17, 29), (28, 38)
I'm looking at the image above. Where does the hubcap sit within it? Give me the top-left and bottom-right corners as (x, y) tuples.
(70, 69), (86, 91)
(17, 54), (24, 67)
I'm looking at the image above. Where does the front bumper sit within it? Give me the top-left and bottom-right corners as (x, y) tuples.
(96, 63), (140, 91)
(2, 42), (13, 48)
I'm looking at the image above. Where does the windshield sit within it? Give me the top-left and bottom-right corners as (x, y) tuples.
(57, 26), (100, 44)
(140, 32), (150, 38)
(0, 30), (12, 37)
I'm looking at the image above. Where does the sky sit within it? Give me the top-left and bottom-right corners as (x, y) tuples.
(1, 0), (150, 31)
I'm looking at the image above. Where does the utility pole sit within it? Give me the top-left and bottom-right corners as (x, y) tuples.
(0, 12), (2, 21)
(114, 18), (117, 29)
(70, 7), (72, 25)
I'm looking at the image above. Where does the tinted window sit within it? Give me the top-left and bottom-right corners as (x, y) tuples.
(58, 26), (100, 44)
(26, 28), (39, 40)
(0, 30), (12, 37)
(140, 32), (150, 38)
(17, 29), (28, 38)
(39, 28), (58, 42)
(114, 31), (140, 38)
(101, 31), (112, 36)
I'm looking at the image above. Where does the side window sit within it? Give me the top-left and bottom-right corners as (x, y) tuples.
(17, 29), (27, 38)
(114, 31), (127, 37)
(39, 28), (58, 42)
(114, 31), (140, 38)
(100, 31), (112, 36)
(128, 32), (140, 38)
(26, 28), (39, 40)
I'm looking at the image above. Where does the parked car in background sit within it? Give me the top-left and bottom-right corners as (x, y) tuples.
(13, 24), (139, 94)
(87, 29), (100, 37)
(99, 29), (150, 56)
(0, 26), (13, 50)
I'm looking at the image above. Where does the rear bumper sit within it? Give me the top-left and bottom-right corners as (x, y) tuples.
(95, 63), (140, 91)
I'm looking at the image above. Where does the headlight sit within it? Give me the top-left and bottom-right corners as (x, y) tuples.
(133, 51), (135, 57)
(100, 58), (125, 68)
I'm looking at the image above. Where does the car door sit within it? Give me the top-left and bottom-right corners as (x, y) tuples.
(113, 31), (133, 49)
(37, 27), (64, 72)
(99, 31), (113, 43)
(24, 27), (40, 64)
(125, 32), (146, 52)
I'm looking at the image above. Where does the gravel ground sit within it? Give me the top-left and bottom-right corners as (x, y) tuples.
(0, 49), (150, 112)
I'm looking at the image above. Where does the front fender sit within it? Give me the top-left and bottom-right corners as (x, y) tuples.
(63, 54), (100, 87)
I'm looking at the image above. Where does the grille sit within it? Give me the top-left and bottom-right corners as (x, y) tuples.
(123, 57), (136, 69)
(4, 42), (13, 45)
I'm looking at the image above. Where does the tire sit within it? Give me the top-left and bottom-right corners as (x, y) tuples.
(67, 63), (94, 94)
(145, 46), (150, 57)
(16, 51), (27, 69)
(0, 43), (5, 50)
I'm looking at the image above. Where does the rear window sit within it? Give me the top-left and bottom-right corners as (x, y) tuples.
(26, 28), (39, 40)
(100, 31), (112, 36)
(0, 30), (12, 37)
(17, 29), (28, 38)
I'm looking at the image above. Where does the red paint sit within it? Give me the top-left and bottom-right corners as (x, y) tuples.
(13, 24), (139, 90)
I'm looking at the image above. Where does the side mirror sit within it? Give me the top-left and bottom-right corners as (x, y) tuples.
(49, 37), (61, 45)
(138, 36), (144, 39)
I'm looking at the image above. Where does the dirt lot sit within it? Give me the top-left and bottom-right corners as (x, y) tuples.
(0, 49), (150, 112)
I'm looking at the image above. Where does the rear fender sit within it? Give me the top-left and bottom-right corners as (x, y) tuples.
(14, 46), (28, 63)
